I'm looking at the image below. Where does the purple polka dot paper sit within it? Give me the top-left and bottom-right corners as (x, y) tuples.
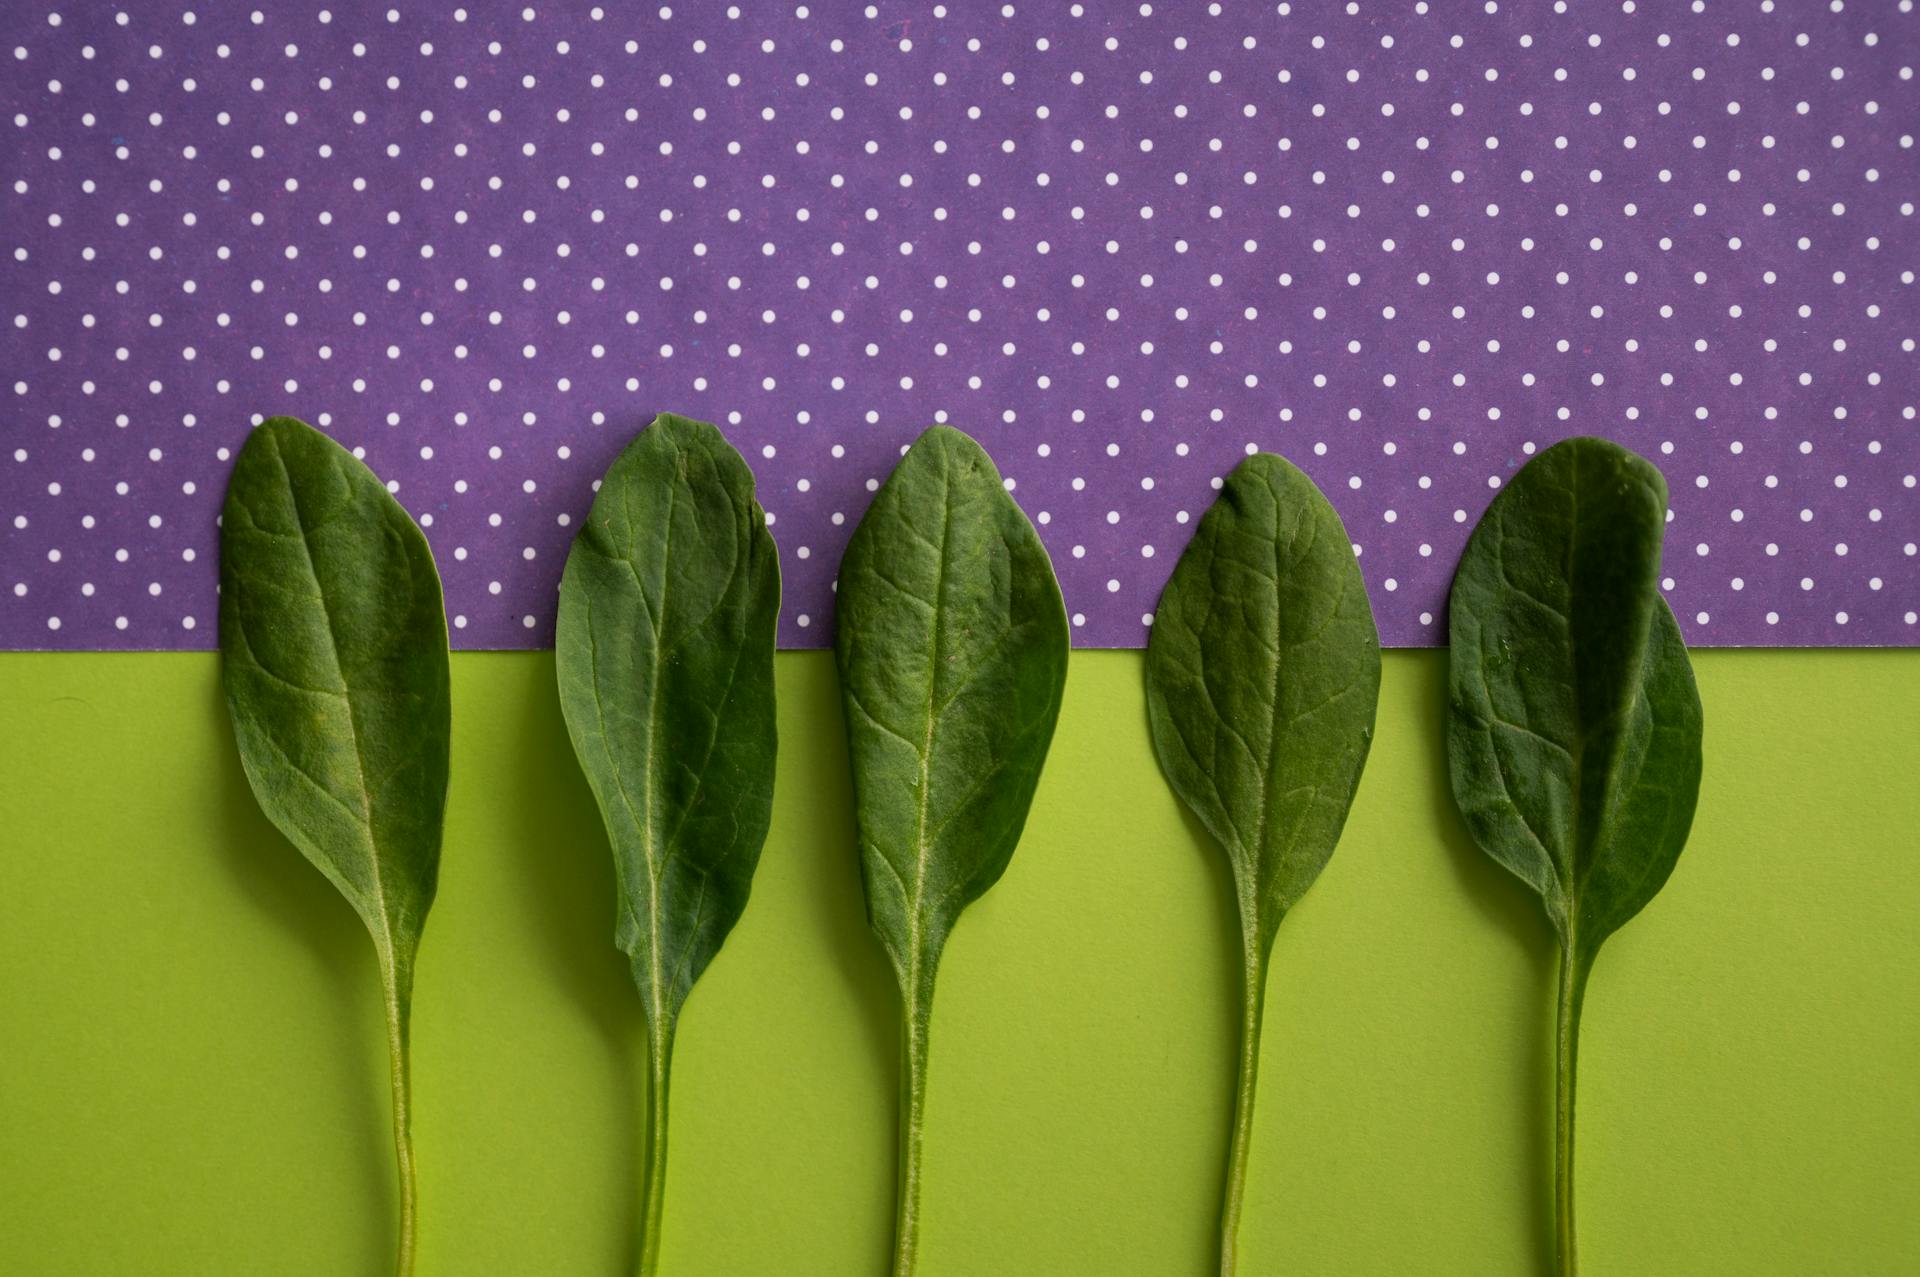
(3, 3), (1916, 651)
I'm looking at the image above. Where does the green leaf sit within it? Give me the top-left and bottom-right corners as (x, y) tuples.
(219, 415), (450, 1277)
(1445, 436), (1704, 1277)
(1145, 451), (1382, 1277)
(833, 425), (1069, 1277)
(554, 413), (780, 1277)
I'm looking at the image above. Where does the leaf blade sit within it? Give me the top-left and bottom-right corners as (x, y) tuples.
(220, 415), (451, 967)
(834, 425), (1070, 985)
(1145, 451), (1382, 946)
(554, 412), (781, 1027)
(1445, 435), (1702, 951)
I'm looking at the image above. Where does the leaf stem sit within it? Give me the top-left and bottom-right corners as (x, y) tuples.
(379, 950), (418, 1277)
(638, 1020), (675, 1277)
(1554, 942), (1590, 1277)
(892, 979), (933, 1277)
(1219, 916), (1268, 1277)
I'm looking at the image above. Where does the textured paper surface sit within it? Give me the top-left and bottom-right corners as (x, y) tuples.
(2, 650), (1916, 1274)
(2, 5), (1916, 650)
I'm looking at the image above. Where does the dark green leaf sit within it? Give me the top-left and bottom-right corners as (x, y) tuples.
(1445, 435), (1704, 1277)
(219, 415), (450, 1277)
(834, 425), (1069, 1277)
(1446, 436), (1703, 958)
(1145, 451), (1381, 1276)
(554, 412), (780, 1277)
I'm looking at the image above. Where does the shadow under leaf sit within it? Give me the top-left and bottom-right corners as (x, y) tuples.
(487, 653), (645, 1269)
(1415, 655), (1558, 1277)
(805, 657), (925, 1270)
(208, 673), (393, 1262)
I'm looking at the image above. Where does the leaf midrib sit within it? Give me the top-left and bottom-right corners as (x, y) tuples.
(905, 464), (958, 991)
(641, 474), (680, 1027)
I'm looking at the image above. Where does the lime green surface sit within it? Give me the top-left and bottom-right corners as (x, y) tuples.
(2, 650), (1916, 1276)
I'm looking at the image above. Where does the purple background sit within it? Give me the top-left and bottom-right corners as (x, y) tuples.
(3, 2), (1916, 650)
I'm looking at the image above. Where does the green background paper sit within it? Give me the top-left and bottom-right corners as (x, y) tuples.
(2, 651), (1916, 1275)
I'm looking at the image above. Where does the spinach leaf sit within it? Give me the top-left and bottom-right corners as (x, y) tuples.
(1446, 436), (1704, 1277)
(1145, 452), (1382, 1276)
(555, 413), (780, 1277)
(833, 425), (1069, 1277)
(219, 416), (451, 1277)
